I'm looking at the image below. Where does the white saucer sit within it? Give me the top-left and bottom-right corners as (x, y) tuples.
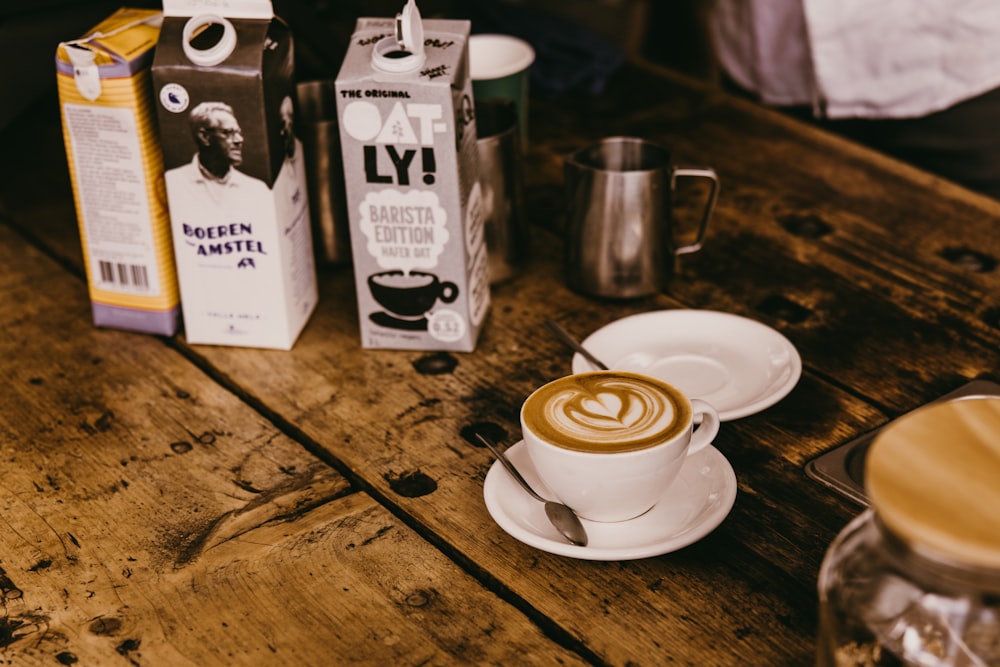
(571, 310), (801, 421)
(483, 441), (737, 560)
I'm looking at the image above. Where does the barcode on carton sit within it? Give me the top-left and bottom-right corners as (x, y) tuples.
(97, 260), (151, 292)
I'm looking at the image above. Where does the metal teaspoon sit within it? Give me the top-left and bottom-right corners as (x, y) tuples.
(475, 432), (588, 547)
(543, 318), (609, 370)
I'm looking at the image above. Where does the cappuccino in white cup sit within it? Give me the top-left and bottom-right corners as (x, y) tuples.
(521, 371), (720, 522)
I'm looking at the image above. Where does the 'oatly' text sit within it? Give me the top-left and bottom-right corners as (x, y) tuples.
(336, 97), (445, 186)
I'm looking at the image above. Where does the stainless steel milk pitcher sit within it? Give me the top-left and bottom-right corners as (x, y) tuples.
(564, 137), (719, 299)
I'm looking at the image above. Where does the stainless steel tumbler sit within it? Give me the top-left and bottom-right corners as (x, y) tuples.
(476, 98), (528, 284)
(296, 79), (351, 265)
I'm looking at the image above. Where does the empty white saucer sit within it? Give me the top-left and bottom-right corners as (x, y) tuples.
(483, 441), (737, 560)
(570, 310), (802, 421)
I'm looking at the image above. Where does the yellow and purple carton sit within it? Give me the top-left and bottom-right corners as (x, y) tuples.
(56, 8), (180, 336)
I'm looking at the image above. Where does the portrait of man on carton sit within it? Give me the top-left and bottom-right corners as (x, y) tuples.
(165, 101), (271, 217)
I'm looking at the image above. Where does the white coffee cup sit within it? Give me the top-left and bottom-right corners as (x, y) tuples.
(520, 371), (720, 522)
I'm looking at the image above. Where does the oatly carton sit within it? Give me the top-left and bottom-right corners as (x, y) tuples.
(151, 0), (317, 349)
(56, 8), (181, 336)
(335, 1), (490, 351)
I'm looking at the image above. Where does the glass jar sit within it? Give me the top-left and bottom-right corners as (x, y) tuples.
(817, 396), (1000, 667)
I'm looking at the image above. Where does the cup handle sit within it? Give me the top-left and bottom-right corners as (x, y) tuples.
(671, 167), (720, 256)
(687, 399), (720, 455)
(439, 281), (459, 303)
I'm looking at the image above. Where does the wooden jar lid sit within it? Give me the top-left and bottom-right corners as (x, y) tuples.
(865, 396), (1000, 571)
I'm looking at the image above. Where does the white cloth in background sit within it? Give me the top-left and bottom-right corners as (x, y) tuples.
(710, 0), (1000, 119)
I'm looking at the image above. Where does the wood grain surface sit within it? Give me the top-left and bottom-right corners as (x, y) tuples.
(0, 225), (586, 665)
(3, 54), (1000, 665)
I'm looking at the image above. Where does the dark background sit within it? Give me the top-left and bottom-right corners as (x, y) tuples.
(2, 0), (713, 132)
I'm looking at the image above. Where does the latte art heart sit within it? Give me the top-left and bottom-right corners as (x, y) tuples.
(523, 372), (691, 453)
(570, 391), (658, 432)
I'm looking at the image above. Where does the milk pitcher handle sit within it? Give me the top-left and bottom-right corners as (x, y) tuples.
(671, 167), (719, 256)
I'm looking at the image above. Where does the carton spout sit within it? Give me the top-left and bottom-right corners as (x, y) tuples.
(64, 45), (101, 100)
(371, 0), (426, 73)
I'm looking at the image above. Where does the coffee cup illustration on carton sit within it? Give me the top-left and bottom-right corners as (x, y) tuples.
(336, 1), (490, 351)
(368, 270), (459, 328)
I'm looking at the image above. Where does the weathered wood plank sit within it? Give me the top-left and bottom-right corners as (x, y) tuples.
(7, 59), (1000, 665)
(173, 243), (876, 666)
(170, 67), (1000, 664)
(0, 225), (587, 666)
(1, 490), (588, 666)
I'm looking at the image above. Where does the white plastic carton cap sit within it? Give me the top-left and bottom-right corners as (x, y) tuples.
(372, 0), (426, 73)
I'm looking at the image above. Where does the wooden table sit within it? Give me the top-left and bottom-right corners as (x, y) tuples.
(3, 55), (1000, 666)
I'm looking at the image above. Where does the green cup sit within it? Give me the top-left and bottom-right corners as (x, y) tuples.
(469, 34), (535, 141)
